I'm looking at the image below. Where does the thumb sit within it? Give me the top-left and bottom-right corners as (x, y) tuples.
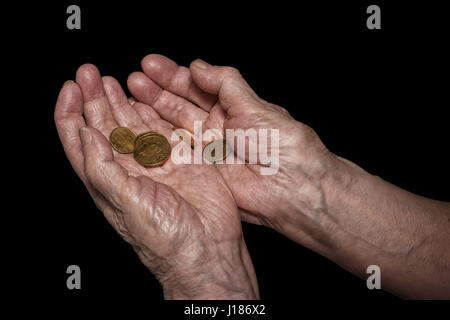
(190, 59), (262, 116)
(79, 126), (136, 210)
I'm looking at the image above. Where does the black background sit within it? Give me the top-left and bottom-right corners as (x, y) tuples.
(10, 0), (449, 315)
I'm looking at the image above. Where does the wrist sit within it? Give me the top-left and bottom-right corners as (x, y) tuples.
(273, 152), (363, 258)
(158, 239), (258, 300)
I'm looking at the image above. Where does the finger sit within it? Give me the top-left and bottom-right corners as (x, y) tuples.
(190, 60), (262, 117)
(102, 76), (148, 133)
(239, 208), (263, 226)
(132, 98), (226, 153)
(79, 126), (196, 252)
(141, 54), (217, 111)
(79, 126), (142, 210)
(132, 101), (161, 124)
(127, 71), (208, 133)
(130, 78), (225, 142)
(76, 64), (118, 136)
(55, 81), (88, 180)
(78, 125), (161, 235)
(55, 81), (112, 213)
(132, 102), (189, 149)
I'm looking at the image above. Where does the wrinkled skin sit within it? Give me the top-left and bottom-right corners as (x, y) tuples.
(55, 56), (450, 300)
(128, 55), (450, 299)
(127, 55), (336, 245)
(55, 64), (258, 299)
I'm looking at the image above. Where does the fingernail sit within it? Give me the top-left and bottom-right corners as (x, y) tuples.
(128, 97), (136, 105)
(79, 126), (91, 143)
(193, 59), (211, 70)
(63, 80), (74, 87)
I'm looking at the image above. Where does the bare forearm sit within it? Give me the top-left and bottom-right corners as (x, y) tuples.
(280, 155), (450, 298)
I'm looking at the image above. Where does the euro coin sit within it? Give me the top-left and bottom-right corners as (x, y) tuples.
(109, 127), (136, 154)
(203, 139), (231, 163)
(134, 132), (171, 167)
(134, 131), (157, 141)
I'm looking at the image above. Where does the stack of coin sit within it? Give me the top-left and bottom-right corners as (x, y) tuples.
(109, 127), (171, 167)
(133, 131), (171, 167)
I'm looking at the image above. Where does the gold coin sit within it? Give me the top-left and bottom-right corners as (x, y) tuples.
(109, 127), (136, 154)
(133, 132), (171, 167)
(203, 139), (231, 163)
(134, 131), (157, 141)
(172, 127), (194, 147)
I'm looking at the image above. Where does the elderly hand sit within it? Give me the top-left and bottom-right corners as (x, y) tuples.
(55, 64), (259, 299)
(128, 55), (450, 299)
(127, 55), (341, 254)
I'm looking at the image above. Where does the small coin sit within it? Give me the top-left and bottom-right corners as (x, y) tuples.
(109, 127), (137, 154)
(133, 132), (171, 167)
(134, 131), (157, 141)
(172, 127), (194, 147)
(202, 139), (231, 163)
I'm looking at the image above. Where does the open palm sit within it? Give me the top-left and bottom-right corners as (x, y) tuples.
(128, 55), (331, 228)
(55, 64), (258, 298)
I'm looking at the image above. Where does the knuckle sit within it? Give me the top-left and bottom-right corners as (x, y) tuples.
(296, 124), (323, 147)
(222, 66), (241, 78)
(279, 106), (290, 115)
(300, 123), (314, 135)
(273, 104), (290, 116)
